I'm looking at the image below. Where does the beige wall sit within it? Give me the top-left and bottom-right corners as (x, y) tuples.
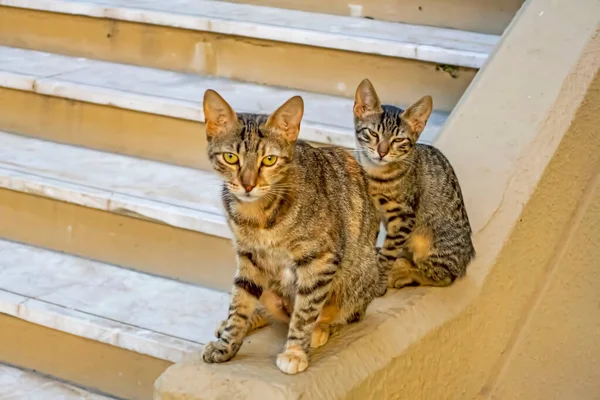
(490, 169), (600, 399)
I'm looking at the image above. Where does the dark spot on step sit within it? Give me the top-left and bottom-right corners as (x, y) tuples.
(418, 6), (423, 11)
(363, 16), (374, 20)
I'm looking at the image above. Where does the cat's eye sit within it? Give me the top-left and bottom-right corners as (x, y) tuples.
(223, 153), (239, 164)
(368, 129), (379, 138)
(262, 155), (278, 166)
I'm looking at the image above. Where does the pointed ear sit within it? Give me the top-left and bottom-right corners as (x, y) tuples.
(203, 89), (238, 138)
(265, 96), (304, 141)
(401, 96), (433, 139)
(354, 79), (383, 119)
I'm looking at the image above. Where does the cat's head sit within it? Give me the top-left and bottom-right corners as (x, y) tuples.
(203, 89), (304, 203)
(353, 79), (432, 165)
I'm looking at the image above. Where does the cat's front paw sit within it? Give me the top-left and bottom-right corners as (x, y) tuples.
(276, 347), (309, 374)
(202, 340), (239, 363)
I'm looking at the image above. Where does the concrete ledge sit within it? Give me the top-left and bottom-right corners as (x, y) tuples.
(154, 0), (600, 398)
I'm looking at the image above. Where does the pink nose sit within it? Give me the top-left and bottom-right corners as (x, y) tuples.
(243, 184), (255, 193)
(378, 150), (388, 158)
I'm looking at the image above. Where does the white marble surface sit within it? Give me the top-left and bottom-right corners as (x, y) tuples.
(0, 239), (230, 363)
(0, 46), (447, 147)
(0, 365), (113, 399)
(0, 0), (499, 68)
(0, 130), (232, 239)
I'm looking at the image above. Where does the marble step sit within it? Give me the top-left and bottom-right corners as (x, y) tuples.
(0, 2), (497, 110)
(0, 0), (498, 68)
(0, 364), (115, 399)
(0, 129), (242, 289)
(218, 0), (523, 35)
(0, 239), (229, 398)
(0, 45), (448, 170)
(0, 130), (228, 239)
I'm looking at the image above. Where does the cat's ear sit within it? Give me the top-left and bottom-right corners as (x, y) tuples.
(401, 96), (433, 139)
(203, 89), (238, 138)
(265, 96), (304, 141)
(354, 79), (383, 119)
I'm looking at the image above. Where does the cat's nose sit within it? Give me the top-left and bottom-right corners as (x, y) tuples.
(377, 142), (389, 158)
(243, 184), (255, 193)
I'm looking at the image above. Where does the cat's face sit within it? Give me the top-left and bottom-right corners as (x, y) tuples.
(353, 79), (433, 165)
(203, 90), (304, 203)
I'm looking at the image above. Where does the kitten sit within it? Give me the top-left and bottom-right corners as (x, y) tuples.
(201, 90), (383, 374)
(353, 79), (475, 288)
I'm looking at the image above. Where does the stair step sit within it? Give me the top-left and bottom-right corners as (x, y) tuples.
(0, 0), (498, 68)
(0, 130), (228, 238)
(218, 0), (523, 35)
(0, 239), (228, 363)
(0, 46), (448, 168)
(0, 239), (232, 398)
(0, 130), (240, 289)
(0, 2), (495, 110)
(0, 364), (114, 399)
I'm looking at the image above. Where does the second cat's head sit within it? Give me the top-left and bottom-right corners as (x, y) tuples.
(353, 79), (433, 165)
(203, 89), (304, 203)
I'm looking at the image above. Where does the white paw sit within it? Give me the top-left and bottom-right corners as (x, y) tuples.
(276, 349), (309, 374)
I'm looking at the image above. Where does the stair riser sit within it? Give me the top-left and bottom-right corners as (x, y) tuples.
(0, 314), (171, 400)
(0, 88), (212, 170)
(0, 188), (237, 291)
(221, 0), (524, 35)
(0, 6), (476, 111)
(0, 88), (339, 170)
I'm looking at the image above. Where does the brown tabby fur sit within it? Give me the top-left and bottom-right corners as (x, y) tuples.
(201, 90), (383, 374)
(353, 79), (475, 288)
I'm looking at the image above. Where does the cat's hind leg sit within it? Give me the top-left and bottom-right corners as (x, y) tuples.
(400, 230), (455, 288)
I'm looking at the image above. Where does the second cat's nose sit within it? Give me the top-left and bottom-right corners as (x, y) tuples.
(243, 184), (255, 193)
(377, 142), (389, 158)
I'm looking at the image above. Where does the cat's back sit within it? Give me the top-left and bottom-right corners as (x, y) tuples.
(294, 140), (377, 227)
(413, 143), (471, 233)
(295, 141), (368, 190)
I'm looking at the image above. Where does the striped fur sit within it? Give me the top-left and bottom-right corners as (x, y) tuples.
(201, 90), (383, 374)
(353, 79), (475, 289)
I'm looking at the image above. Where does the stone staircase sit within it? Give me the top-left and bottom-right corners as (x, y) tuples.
(0, 0), (515, 398)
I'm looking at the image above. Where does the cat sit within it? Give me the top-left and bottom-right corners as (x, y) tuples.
(352, 79), (475, 289)
(201, 89), (384, 375)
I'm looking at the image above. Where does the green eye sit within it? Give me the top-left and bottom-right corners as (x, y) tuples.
(262, 155), (278, 166)
(223, 153), (239, 164)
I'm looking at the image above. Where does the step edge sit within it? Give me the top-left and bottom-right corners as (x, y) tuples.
(0, 0), (498, 68)
(0, 165), (232, 239)
(0, 288), (202, 363)
(0, 58), (447, 149)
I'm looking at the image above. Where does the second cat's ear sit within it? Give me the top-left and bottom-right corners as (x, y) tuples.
(401, 96), (433, 139)
(203, 89), (238, 138)
(265, 96), (304, 142)
(354, 79), (383, 119)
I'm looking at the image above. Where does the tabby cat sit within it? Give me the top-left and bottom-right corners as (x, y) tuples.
(201, 89), (383, 374)
(353, 79), (475, 288)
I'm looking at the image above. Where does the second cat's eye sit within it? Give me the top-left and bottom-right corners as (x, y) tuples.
(223, 153), (239, 164)
(368, 129), (379, 138)
(262, 155), (278, 166)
